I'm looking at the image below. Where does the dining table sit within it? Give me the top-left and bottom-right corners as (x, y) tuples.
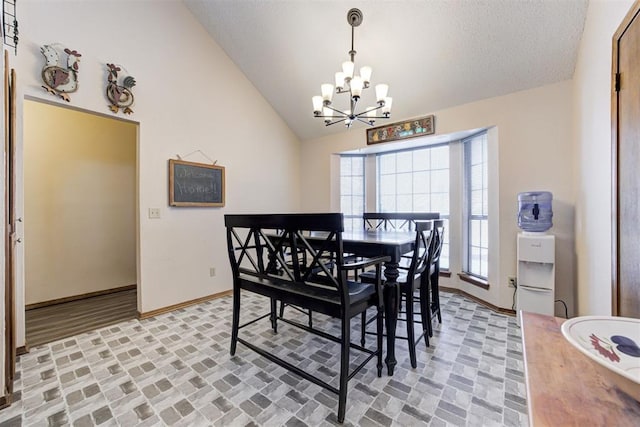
(266, 226), (421, 375)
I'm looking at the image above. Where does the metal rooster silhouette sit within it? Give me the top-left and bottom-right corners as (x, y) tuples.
(106, 63), (136, 114)
(40, 45), (81, 102)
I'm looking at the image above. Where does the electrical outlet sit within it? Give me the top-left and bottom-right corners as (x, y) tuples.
(209, 267), (216, 277)
(148, 208), (161, 219)
(508, 277), (517, 288)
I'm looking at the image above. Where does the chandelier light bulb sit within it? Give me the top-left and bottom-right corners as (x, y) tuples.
(323, 107), (332, 123)
(360, 66), (372, 85)
(342, 61), (354, 80)
(350, 76), (364, 98)
(321, 83), (334, 103)
(382, 97), (393, 114)
(335, 72), (345, 91)
(375, 84), (389, 103)
(367, 106), (376, 123)
(312, 96), (323, 114)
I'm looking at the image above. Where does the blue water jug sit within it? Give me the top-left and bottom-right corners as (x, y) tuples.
(518, 191), (553, 232)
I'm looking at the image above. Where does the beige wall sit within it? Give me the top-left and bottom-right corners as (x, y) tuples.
(10, 0), (301, 348)
(23, 100), (136, 304)
(573, 0), (634, 315)
(301, 81), (576, 314)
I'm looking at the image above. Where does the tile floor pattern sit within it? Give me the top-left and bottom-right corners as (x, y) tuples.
(0, 291), (529, 426)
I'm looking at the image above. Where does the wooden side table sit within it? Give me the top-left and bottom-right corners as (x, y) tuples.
(520, 311), (640, 426)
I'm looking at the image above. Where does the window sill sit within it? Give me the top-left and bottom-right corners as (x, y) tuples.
(458, 273), (490, 290)
(439, 269), (451, 278)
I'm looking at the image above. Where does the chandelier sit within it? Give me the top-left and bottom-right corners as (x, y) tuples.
(312, 8), (392, 128)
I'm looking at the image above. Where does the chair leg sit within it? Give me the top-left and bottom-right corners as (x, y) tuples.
(360, 311), (367, 347)
(337, 315), (350, 423)
(279, 302), (314, 328)
(431, 271), (442, 323)
(230, 287), (241, 356)
(405, 290), (417, 369)
(419, 279), (431, 345)
(270, 298), (278, 333)
(376, 305), (383, 377)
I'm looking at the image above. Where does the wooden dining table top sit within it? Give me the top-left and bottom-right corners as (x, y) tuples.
(306, 229), (417, 262)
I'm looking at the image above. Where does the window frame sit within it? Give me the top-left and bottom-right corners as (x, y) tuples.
(462, 131), (489, 280)
(339, 154), (366, 231)
(374, 143), (450, 270)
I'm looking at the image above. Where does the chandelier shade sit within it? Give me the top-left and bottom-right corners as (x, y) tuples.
(312, 8), (392, 128)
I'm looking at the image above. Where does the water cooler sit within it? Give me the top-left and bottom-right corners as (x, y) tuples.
(515, 192), (555, 325)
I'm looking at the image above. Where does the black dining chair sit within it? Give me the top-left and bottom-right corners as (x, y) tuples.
(360, 220), (434, 368)
(426, 219), (445, 336)
(363, 212), (440, 232)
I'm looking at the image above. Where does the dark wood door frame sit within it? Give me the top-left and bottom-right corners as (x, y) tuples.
(2, 49), (16, 408)
(612, 1), (640, 316)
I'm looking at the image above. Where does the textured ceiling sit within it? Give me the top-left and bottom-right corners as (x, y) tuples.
(184, 0), (589, 142)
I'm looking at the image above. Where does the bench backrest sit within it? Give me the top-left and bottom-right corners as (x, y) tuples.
(224, 213), (352, 307)
(363, 212), (440, 232)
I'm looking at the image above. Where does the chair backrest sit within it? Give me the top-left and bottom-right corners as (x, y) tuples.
(429, 219), (445, 268)
(363, 212), (440, 232)
(224, 213), (350, 301)
(404, 221), (434, 280)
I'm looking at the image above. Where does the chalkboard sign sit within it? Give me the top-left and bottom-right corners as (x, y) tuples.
(169, 159), (225, 207)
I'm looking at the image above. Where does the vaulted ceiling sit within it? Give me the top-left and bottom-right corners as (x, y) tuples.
(184, 0), (589, 142)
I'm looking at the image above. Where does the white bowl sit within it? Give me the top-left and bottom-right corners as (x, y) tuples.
(561, 315), (640, 401)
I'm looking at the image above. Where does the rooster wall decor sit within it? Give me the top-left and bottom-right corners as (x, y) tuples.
(40, 45), (81, 102)
(106, 63), (136, 114)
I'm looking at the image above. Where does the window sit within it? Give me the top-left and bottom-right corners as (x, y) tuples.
(340, 155), (365, 231)
(376, 145), (450, 269)
(463, 132), (488, 279)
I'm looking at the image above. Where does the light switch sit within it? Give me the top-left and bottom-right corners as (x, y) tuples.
(148, 208), (161, 219)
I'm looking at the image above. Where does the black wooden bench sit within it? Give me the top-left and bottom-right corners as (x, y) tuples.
(224, 213), (389, 423)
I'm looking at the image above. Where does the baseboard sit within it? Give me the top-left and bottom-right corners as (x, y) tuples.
(26, 284), (137, 310)
(16, 345), (29, 356)
(441, 286), (516, 316)
(138, 290), (232, 320)
(0, 393), (12, 410)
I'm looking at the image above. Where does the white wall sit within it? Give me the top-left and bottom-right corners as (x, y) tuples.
(10, 0), (301, 347)
(573, 0), (634, 316)
(24, 100), (137, 304)
(300, 81), (576, 314)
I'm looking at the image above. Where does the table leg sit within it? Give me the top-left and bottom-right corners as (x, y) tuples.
(383, 261), (400, 375)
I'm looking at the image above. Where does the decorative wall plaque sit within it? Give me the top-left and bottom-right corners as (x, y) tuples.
(106, 63), (136, 114)
(366, 114), (435, 145)
(40, 44), (81, 102)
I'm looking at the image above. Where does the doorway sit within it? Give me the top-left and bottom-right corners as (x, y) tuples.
(22, 99), (138, 346)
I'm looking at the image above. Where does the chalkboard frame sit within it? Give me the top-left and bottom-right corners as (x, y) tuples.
(169, 159), (225, 207)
